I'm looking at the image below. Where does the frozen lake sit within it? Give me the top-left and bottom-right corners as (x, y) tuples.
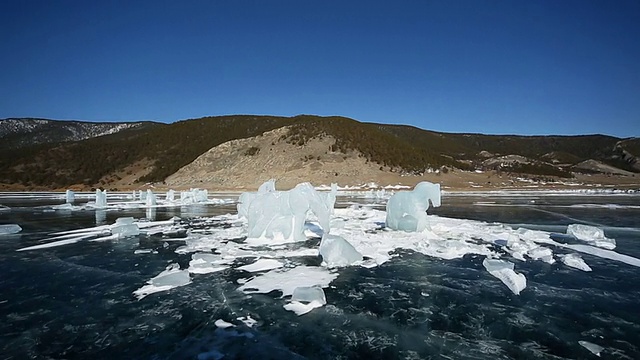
(1, 190), (639, 359)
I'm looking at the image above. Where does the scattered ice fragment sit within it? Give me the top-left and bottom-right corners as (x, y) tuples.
(561, 253), (592, 272)
(111, 221), (140, 238)
(188, 253), (232, 274)
(115, 217), (134, 225)
(134, 249), (156, 254)
(214, 319), (235, 329)
(283, 300), (325, 316)
(527, 246), (555, 264)
(0, 224), (22, 235)
(319, 234), (363, 267)
(578, 340), (604, 356)
(567, 224), (616, 250)
(236, 315), (257, 327)
(482, 258), (527, 295)
(238, 266), (338, 297)
(133, 263), (191, 300)
(291, 285), (327, 305)
(285, 285), (327, 315)
(237, 258), (283, 272)
(386, 181), (441, 232)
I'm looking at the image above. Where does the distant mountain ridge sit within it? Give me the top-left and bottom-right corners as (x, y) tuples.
(0, 115), (637, 190)
(0, 118), (158, 150)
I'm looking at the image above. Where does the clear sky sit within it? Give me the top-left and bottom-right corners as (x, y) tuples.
(1, 1), (638, 137)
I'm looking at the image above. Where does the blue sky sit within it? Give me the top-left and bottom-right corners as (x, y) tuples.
(1, 1), (638, 137)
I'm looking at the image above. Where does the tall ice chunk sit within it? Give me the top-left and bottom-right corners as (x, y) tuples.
(386, 181), (441, 232)
(95, 189), (107, 208)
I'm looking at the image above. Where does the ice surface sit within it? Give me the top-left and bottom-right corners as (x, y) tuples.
(240, 181), (337, 242)
(145, 189), (157, 206)
(482, 258), (527, 295)
(560, 253), (592, 272)
(237, 259), (284, 272)
(65, 189), (75, 203)
(319, 234), (363, 267)
(385, 181), (441, 232)
(133, 263), (191, 300)
(237, 266), (338, 297)
(95, 189), (107, 208)
(188, 253), (232, 274)
(579, 340), (604, 356)
(567, 224), (616, 249)
(0, 224), (22, 235)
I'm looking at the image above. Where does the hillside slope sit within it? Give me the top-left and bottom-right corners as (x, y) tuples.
(0, 115), (637, 190)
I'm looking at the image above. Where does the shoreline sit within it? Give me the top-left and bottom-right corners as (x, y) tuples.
(1, 171), (638, 193)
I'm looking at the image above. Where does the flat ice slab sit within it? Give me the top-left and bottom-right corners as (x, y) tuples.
(579, 340), (604, 356)
(237, 266), (338, 297)
(0, 224), (22, 235)
(133, 263), (191, 300)
(560, 253), (592, 272)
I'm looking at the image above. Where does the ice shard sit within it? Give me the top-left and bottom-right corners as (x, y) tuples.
(482, 258), (527, 295)
(567, 224), (616, 249)
(319, 234), (363, 267)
